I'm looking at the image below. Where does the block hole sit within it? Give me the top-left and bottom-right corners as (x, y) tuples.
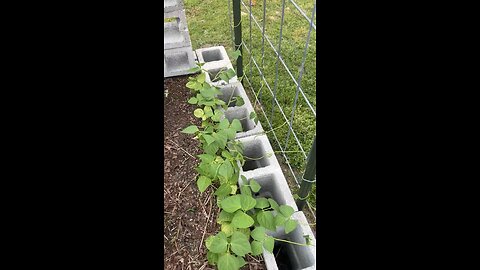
(274, 242), (294, 270)
(207, 67), (227, 82)
(165, 51), (190, 72)
(241, 140), (269, 171)
(201, 49), (224, 62)
(273, 231), (315, 269)
(248, 174), (288, 205)
(218, 85), (241, 107)
(164, 17), (184, 43)
(224, 107), (255, 132)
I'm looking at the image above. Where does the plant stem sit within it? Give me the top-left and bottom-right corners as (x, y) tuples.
(272, 237), (312, 247)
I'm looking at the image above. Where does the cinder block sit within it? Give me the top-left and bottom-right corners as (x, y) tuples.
(164, 9), (188, 31)
(164, 20), (191, 50)
(195, 46), (230, 68)
(164, 0), (183, 13)
(262, 211), (316, 270)
(164, 46), (197, 78)
(234, 134), (297, 211)
(203, 63), (238, 86)
(217, 82), (263, 138)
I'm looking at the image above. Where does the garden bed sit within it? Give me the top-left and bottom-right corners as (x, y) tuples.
(163, 75), (266, 270)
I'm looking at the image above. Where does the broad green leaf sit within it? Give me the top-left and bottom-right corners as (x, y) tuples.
(235, 256), (246, 269)
(197, 176), (211, 193)
(226, 68), (236, 80)
(204, 143), (219, 155)
(230, 185), (238, 195)
(217, 210), (234, 223)
(255, 198), (269, 209)
(257, 211), (276, 231)
(204, 106), (213, 117)
(207, 251), (218, 265)
(230, 119), (243, 132)
(221, 150), (233, 159)
(216, 99), (226, 106)
(240, 184), (252, 196)
(215, 183), (232, 197)
(203, 134), (216, 145)
(225, 127), (236, 140)
(274, 213), (287, 227)
(186, 81), (197, 89)
(230, 231), (251, 257)
(218, 119), (230, 130)
(251, 240), (263, 256)
(217, 253), (238, 270)
(249, 179), (261, 193)
(197, 154), (215, 163)
(267, 199), (279, 211)
(197, 72), (206, 83)
(240, 194), (257, 211)
(232, 49), (242, 60)
(237, 227), (251, 239)
(194, 108), (204, 118)
(181, 125), (198, 134)
(200, 86), (216, 99)
(187, 97), (198, 104)
(285, 219), (298, 234)
(251, 226), (266, 242)
(205, 235), (215, 250)
(211, 110), (222, 122)
(221, 222), (235, 237)
(219, 72), (229, 83)
(218, 160), (233, 180)
(187, 66), (201, 73)
(231, 210), (254, 229)
(208, 233), (228, 253)
(220, 195), (242, 213)
(279, 205), (295, 218)
(263, 236), (275, 254)
(213, 131), (228, 149)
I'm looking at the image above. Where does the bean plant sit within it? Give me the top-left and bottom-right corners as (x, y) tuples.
(181, 57), (310, 270)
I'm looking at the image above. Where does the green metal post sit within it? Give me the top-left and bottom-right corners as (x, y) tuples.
(296, 135), (316, 210)
(232, 0), (243, 79)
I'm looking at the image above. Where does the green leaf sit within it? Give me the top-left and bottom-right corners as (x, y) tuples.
(230, 185), (238, 195)
(204, 105), (214, 117)
(187, 66), (201, 73)
(219, 72), (230, 82)
(231, 210), (254, 229)
(197, 154), (215, 163)
(257, 211), (276, 231)
(221, 150), (233, 160)
(230, 231), (251, 257)
(225, 127), (237, 140)
(285, 219), (298, 234)
(217, 253), (238, 270)
(220, 195), (242, 213)
(207, 251), (218, 265)
(208, 233), (228, 253)
(279, 205), (295, 218)
(187, 97), (198, 104)
(226, 68), (236, 80)
(235, 256), (246, 269)
(197, 176), (211, 193)
(274, 213), (287, 227)
(217, 210), (234, 223)
(204, 143), (219, 155)
(249, 111), (258, 125)
(197, 72), (206, 83)
(237, 227), (251, 239)
(263, 236), (275, 254)
(221, 222), (235, 237)
(211, 110), (223, 122)
(216, 99), (226, 106)
(240, 184), (252, 197)
(235, 96), (245, 106)
(251, 240), (263, 256)
(181, 125), (199, 134)
(213, 131), (228, 149)
(232, 49), (242, 60)
(186, 81), (197, 89)
(205, 235), (215, 250)
(215, 184), (232, 197)
(218, 119), (230, 130)
(239, 194), (257, 211)
(255, 198), (269, 209)
(218, 160), (233, 181)
(251, 226), (266, 242)
(203, 134), (216, 145)
(249, 179), (261, 193)
(200, 86), (216, 99)
(230, 119), (243, 132)
(267, 198), (279, 212)
(194, 108), (204, 118)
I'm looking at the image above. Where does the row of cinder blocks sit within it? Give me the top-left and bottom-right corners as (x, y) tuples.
(196, 45), (316, 269)
(164, 0), (196, 77)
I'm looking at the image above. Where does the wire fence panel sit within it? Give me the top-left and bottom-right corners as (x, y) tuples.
(228, 0), (317, 224)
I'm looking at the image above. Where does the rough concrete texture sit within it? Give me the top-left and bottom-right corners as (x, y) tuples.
(164, 0), (183, 13)
(164, 9), (188, 31)
(262, 211), (316, 270)
(164, 21), (191, 50)
(195, 46), (230, 69)
(164, 46), (197, 78)
(216, 82), (263, 138)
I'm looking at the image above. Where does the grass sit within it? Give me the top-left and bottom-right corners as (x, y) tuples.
(184, 0), (317, 211)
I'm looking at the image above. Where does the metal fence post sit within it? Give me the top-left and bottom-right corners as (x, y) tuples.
(296, 135), (316, 210)
(232, 0), (243, 80)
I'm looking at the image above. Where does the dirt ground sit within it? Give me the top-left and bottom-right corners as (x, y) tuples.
(163, 75), (266, 270)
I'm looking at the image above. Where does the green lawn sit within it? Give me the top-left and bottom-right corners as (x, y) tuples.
(184, 0), (317, 212)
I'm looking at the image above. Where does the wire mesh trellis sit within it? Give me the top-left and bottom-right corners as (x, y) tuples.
(228, 0), (317, 223)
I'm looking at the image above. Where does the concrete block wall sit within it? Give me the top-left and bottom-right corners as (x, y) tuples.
(197, 45), (316, 269)
(164, 0), (196, 77)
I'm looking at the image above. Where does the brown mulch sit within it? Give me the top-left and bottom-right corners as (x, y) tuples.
(163, 75), (266, 270)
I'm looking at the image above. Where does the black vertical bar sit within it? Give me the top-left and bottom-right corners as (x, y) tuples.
(296, 135), (316, 210)
(233, 0), (243, 79)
